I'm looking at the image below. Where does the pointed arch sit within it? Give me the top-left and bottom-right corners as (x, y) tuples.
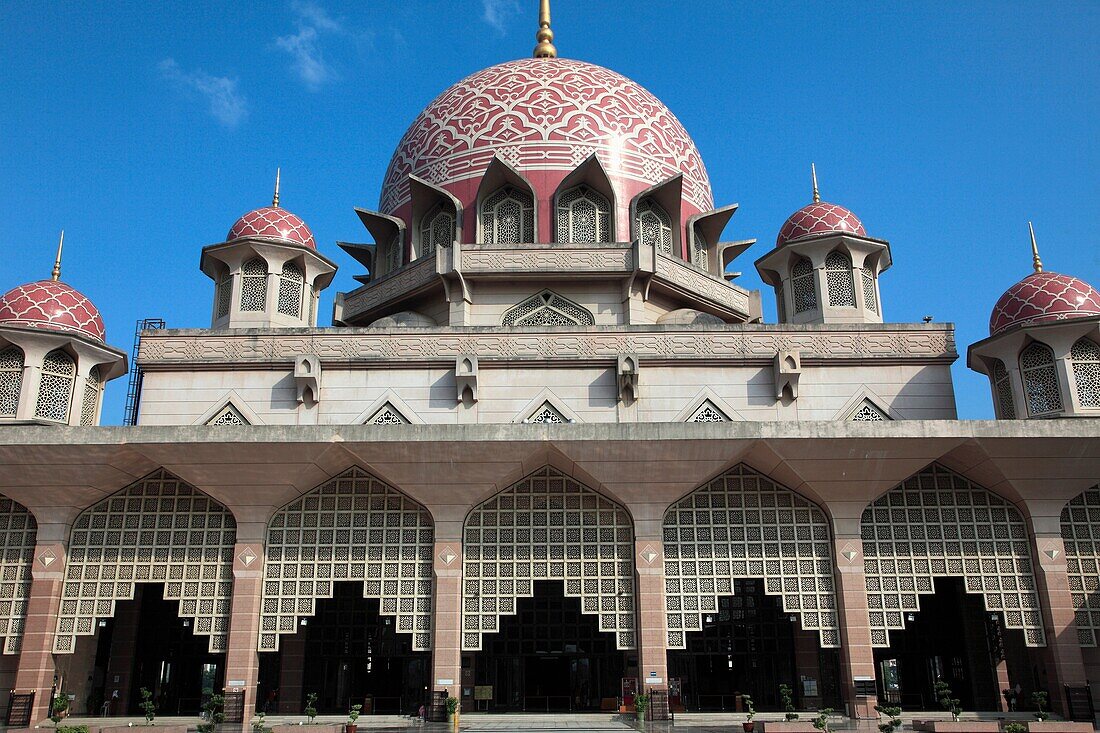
(411, 174), (461, 256)
(195, 392), (263, 426)
(461, 466), (636, 651)
(352, 390), (423, 425)
(791, 256), (817, 313)
(0, 496), (36, 654)
(1020, 341), (1062, 416)
(277, 261), (305, 318)
(477, 155), (538, 244)
(260, 467), (434, 652)
(674, 387), (743, 423)
(631, 175), (682, 257)
(513, 389), (582, 424)
(0, 345), (24, 418)
(240, 257), (268, 311)
(34, 348), (75, 423)
(1061, 485), (1100, 645)
(991, 359), (1016, 419)
(825, 249), (856, 307)
(354, 208), (407, 278)
(663, 464), (840, 649)
(54, 469), (237, 653)
(860, 464), (1044, 648)
(501, 289), (595, 327)
(79, 365), (102, 426)
(1071, 338), (1100, 408)
(554, 154), (617, 243)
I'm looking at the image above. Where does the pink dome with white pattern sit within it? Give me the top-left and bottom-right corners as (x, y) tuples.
(777, 201), (867, 247)
(989, 272), (1100, 336)
(227, 207), (316, 249)
(0, 280), (106, 341)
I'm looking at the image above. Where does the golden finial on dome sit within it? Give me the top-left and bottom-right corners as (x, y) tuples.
(533, 0), (557, 58)
(51, 229), (64, 281)
(272, 167), (281, 208)
(1029, 221), (1043, 273)
(811, 163), (820, 203)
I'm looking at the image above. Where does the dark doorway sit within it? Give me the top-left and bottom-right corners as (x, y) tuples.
(873, 577), (1027, 710)
(293, 582), (429, 715)
(473, 581), (628, 712)
(667, 579), (840, 711)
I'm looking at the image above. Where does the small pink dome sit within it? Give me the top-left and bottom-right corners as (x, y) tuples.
(227, 207), (316, 249)
(777, 201), (867, 246)
(990, 272), (1100, 335)
(0, 280), (106, 341)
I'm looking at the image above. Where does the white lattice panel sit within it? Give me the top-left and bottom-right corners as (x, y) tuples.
(825, 251), (856, 308)
(1062, 487), (1100, 646)
(861, 464), (1044, 647)
(55, 470), (236, 653)
(663, 464), (839, 649)
(261, 467), (434, 652)
(0, 497), (35, 654)
(1021, 342), (1062, 416)
(1071, 339), (1100, 409)
(463, 467), (636, 651)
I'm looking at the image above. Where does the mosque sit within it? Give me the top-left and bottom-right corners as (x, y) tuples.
(0, 1), (1098, 726)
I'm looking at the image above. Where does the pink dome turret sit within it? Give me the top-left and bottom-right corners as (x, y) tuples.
(226, 168), (316, 249)
(776, 165), (866, 246)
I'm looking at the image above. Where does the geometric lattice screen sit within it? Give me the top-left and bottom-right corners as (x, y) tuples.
(55, 470), (236, 653)
(861, 464), (1045, 647)
(0, 497), (36, 654)
(1061, 486), (1100, 646)
(663, 464), (840, 649)
(260, 467), (434, 652)
(462, 467), (636, 651)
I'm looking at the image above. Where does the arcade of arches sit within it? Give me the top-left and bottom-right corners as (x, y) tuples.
(2, 463), (1099, 721)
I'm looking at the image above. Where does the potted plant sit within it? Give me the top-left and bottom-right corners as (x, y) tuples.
(197, 691), (224, 733)
(305, 692), (318, 725)
(742, 694), (756, 732)
(140, 687), (157, 726)
(780, 684), (799, 721)
(1032, 691), (1050, 722)
(252, 712), (269, 733)
(635, 692), (650, 723)
(934, 680), (961, 722)
(874, 703), (902, 733)
(345, 704), (362, 733)
(445, 696), (459, 724)
(50, 692), (70, 727)
(812, 708), (834, 733)
(1005, 724), (1027, 733)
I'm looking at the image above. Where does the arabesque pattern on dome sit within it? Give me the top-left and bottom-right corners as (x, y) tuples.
(777, 202), (866, 247)
(0, 280), (106, 341)
(380, 58), (713, 216)
(989, 272), (1100, 336)
(227, 207), (316, 249)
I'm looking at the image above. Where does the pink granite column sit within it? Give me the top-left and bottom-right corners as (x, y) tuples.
(635, 538), (668, 690)
(1030, 530), (1087, 717)
(12, 541), (66, 724)
(224, 542), (264, 725)
(431, 540), (462, 700)
(832, 534), (879, 719)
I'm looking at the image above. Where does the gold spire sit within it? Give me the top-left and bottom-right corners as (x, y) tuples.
(533, 0), (557, 58)
(811, 162), (820, 203)
(1029, 221), (1043, 273)
(51, 230), (64, 281)
(272, 167), (281, 208)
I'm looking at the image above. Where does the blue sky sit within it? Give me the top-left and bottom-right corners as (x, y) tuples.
(1, 1), (1096, 424)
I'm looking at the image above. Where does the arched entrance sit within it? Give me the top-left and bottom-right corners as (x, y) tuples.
(54, 470), (236, 716)
(463, 467), (636, 711)
(0, 496), (35, 714)
(258, 468), (433, 715)
(663, 464), (842, 711)
(862, 465), (1041, 710)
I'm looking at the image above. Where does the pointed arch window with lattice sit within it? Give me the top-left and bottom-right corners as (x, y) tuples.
(54, 470), (237, 653)
(277, 262), (304, 318)
(418, 204), (455, 258)
(482, 186), (534, 245)
(462, 467), (636, 651)
(1020, 342), (1062, 416)
(861, 464), (1044, 647)
(0, 497), (35, 654)
(1071, 338), (1100, 408)
(0, 346), (24, 418)
(791, 257), (817, 313)
(501, 290), (595, 327)
(637, 199), (672, 255)
(1061, 487), (1100, 646)
(260, 467), (434, 652)
(240, 258), (268, 312)
(992, 360), (1016, 419)
(663, 464), (840, 649)
(556, 185), (611, 243)
(80, 366), (102, 426)
(35, 349), (74, 423)
(825, 251), (856, 307)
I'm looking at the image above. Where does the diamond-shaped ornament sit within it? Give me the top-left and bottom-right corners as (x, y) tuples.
(640, 545), (659, 565)
(842, 550), (858, 562)
(38, 548), (57, 568)
(238, 547), (257, 567)
(1043, 548), (1060, 560)
(439, 548), (457, 566)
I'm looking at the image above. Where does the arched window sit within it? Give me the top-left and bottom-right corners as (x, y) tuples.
(637, 199), (672, 255)
(0, 346), (24, 417)
(240, 258), (268, 312)
(556, 185), (611, 243)
(384, 233), (403, 274)
(861, 268), (878, 314)
(1071, 338), (1100, 408)
(418, 204), (455, 258)
(992, 359), (1016, 419)
(825, 250), (856, 307)
(35, 349), (75, 423)
(791, 257), (817, 313)
(277, 262), (304, 318)
(501, 290), (595, 327)
(482, 186), (534, 245)
(691, 225), (708, 270)
(1020, 342), (1062, 416)
(80, 366), (102, 426)
(214, 267), (232, 320)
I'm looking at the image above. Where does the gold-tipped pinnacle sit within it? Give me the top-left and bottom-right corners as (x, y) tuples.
(51, 230), (64, 281)
(272, 167), (281, 208)
(533, 0), (557, 58)
(811, 163), (820, 204)
(1029, 221), (1043, 273)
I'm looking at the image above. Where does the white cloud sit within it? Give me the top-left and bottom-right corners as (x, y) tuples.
(482, 0), (520, 34)
(276, 1), (347, 89)
(291, 0), (342, 33)
(159, 58), (247, 127)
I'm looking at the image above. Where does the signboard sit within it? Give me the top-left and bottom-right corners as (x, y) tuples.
(474, 686), (493, 701)
(436, 678), (454, 685)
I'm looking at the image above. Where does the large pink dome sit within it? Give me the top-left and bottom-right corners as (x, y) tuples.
(0, 280), (106, 341)
(227, 207), (316, 249)
(777, 201), (866, 247)
(379, 58), (713, 234)
(989, 272), (1100, 335)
